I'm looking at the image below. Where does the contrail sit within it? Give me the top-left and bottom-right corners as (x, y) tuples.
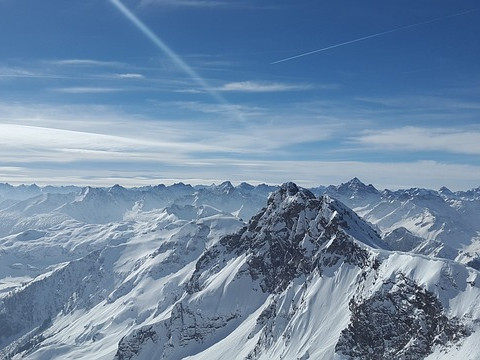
(109, 0), (243, 120)
(272, 8), (479, 64)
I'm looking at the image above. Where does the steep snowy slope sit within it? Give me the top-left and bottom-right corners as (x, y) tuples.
(325, 178), (480, 266)
(0, 205), (243, 359)
(0, 193), (76, 238)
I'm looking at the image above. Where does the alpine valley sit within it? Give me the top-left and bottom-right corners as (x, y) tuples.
(1, 179), (480, 360)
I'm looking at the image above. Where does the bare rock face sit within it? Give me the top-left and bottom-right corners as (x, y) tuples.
(115, 326), (158, 360)
(335, 274), (469, 360)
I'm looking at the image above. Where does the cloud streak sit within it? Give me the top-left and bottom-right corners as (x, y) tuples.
(109, 0), (244, 121)
(272, 7), (480, 64)
(1, 159), (479, 191)
(0, 99), (341, 168)
(354, 126), (480, 155)
(216, 81), (312, 92)
(114, 73), (145, 79)
(0, 123), (219, 165)
(139, 0), (281, 11)
(50, 59), (124, 67)
(0, 67), (65, 79)
(140, 0), (230, 8)
(54, 87), (126, 94)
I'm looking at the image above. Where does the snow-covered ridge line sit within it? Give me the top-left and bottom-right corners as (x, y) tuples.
(1, 177), (479, 266)
(1, 177), (479, 263)
(1, 178), (479, 201)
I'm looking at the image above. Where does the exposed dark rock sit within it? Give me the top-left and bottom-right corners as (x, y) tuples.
(115, 326), (158, 360)
(466, 257), (480, 271)
(335, 274), (469, 360)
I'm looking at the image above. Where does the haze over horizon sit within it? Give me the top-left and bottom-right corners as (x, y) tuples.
(1, 0), (479, 190)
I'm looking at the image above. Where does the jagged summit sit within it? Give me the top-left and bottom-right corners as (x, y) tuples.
(337, 177), (379, 195)
(439, 186), (453, 195)
(324, 178), (380, 207)
(190, 182), (385, 294)
(281, 181), (299, 196)
(219, 180), (234, 189)
(77, 185), (101, 198)
(108, 183), (127, 192)
(346, 176), (363, 186)
(169, 182), (193, 190)
(237, 182), (254, 191)
(267, 181), (315, 206)
(211, 181), (235, 195)
(266, 183), (386, 249)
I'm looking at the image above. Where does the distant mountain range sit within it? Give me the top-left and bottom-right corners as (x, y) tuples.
(0, 179), (479, 359)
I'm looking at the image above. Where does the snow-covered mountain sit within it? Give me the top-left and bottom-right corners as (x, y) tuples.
(0, 181), (479, 359)
(0, 182), (273, 237)
(323, 178), (480, 268)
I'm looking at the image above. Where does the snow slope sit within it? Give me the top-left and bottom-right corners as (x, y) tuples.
(324, 178), (480, 266)
(1, 206), (243, 359)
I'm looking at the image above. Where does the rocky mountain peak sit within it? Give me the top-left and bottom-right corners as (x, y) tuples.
(337, 177), (379, 195)
(108, 184), (126, 192)
(238, 182), (254, 191)
(169, 182), (193, 191)
(189, 183), (384, 295)
(78, 186), (99, 198)
(439, 186), (453, 195)
(283, 181), (299, 195)
(267, 182), (315, 207)
(218, 181), (235, 194)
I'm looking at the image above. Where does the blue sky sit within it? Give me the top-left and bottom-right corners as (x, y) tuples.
(0, 0), (479, 190)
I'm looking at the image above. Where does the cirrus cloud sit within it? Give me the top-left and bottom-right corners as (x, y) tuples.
(216, 80), (312, 93)
(353, 126), (480, 155)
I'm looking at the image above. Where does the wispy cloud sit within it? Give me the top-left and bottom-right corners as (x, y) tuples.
(174, 88), (205, 94)
(189, 58), (238, 71)
(216, 80), (312, 93)
(357, 95), (480, 111)
(0, 100), (338, 162)
(0, 123), (217, 164)
(114, 73), (145, 79)
(353, 126), (480, 155)
(110, 0), (244, 121)
(207, 124), (338, 153)
(0, 66), (64, 79)
(49, 59), (124, 67)
(54, 87), (126, 94)
(1, 100), (479, 190)
(171, 101), (266, 117)
(140, 0), (237, 8)
(139, 0), (281, 10)
(2, 158), (479, 191)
